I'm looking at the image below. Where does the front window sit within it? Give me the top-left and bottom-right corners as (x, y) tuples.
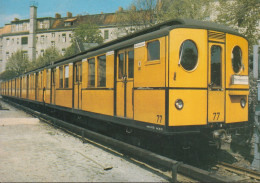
(232, 46), (242, 73)
(179, 40), (198, 71)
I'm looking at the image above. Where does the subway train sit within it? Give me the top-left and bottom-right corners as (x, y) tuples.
(1, 19), (249, 149)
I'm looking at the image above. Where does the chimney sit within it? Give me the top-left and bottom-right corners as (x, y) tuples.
(55, 13), (61, 19)
(118, 7), (123, 12)
(67, 12), (72, 18)
(28, 5), (37, 61)
(14, 18), (19, 21)
(101, 12), (103, 14)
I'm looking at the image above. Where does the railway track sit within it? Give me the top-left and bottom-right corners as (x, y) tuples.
(217, 161), (260, 181)
(2, 98), (231, 182)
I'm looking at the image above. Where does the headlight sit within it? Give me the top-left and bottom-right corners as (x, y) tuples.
(240, 98), (246, 108)
(175, 99), (184, 110)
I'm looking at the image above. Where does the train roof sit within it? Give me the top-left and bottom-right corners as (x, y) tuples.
(21, 18), (243, 76)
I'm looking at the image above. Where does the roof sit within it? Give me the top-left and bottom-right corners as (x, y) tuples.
(20, 18), (243, 75)
(64, 18), (77, 22)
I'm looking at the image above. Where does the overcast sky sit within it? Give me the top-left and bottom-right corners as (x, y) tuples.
(0, 0), (133, 27)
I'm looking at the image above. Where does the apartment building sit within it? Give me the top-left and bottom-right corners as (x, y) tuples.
(0, 5), (128, 73)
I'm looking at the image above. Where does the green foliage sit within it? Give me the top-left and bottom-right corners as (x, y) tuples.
(73, 23), (103, 44)
(0, 70), (17, 80)
(216, 0), (260, 50)
(64, 43), (80, 58)
(4, 50), (29, 77)
(157, 0), (213, 22)
(31, 47), (62, 70)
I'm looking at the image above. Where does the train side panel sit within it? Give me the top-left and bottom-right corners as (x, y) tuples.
(225, 34), (249, 123)
(55, 64), (73, 108)
(168, 28), (208, 126)
(133, 37), (166, 125)
(82, 53), (114, 116)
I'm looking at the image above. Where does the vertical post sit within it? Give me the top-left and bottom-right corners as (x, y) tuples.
(253, 45), (259, 79)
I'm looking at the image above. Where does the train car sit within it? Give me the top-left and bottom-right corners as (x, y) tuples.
(1, 19), (249, 149)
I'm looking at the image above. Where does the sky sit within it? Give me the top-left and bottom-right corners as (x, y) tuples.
(0, 0), (134, 27)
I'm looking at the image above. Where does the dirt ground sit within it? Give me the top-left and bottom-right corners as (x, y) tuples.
(0, 100), (168, 182)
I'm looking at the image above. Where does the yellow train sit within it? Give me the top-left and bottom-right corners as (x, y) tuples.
(0, 19), (249, 149)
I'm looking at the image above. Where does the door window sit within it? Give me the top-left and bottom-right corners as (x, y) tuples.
(128, 51), (134, 78)
(118, 53), (124, 79)
(210, 45), (222, 87)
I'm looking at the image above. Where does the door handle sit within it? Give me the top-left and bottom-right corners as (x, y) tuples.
(208, 82), (213, 88)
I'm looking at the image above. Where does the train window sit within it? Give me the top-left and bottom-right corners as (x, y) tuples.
(118, 53), (124, 79)
(64, 65), (69, 88)
(179, 40), (198, 71)
(232, 46), (242, 73)
(128, 51), (134, 78)
(147, 40), (160, 61)
(97, 55), (106, 87)
(88, 58), (95, 87)
(59, 66), (63, 88)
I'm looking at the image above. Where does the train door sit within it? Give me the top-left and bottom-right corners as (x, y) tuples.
(208, 43), (225, 122)
(51, 68), (56, 104)
(73, 62), (82, 109)
(35, 73), (38, 100)
(116, 48), (134, 118)
(26, 75), (29, 99)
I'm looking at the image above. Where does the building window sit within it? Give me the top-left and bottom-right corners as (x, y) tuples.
(104, 30), (109, 40)
(97, 55), (106, 87)
(52, 33), (55, 37)
(40, 35), (44, 44)
(88, 58), (95, 87)
(64, 65), (69, 88)
(22, 51), (28, 59)
(62, 34), (66, 42)
(17, 38), (20, 44)
(6, 52), (9, 59)
(21, 37), (28, 45)
(41, 49), (44, 56)
(6, 38), (10, 46)
(59, 66), (63, 88)
(147, 40), (160, 61)
(51, 41), (55, 47)
(40, 21), (43, 29)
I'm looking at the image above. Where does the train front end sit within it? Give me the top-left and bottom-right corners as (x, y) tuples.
(168, 24), (249, 146)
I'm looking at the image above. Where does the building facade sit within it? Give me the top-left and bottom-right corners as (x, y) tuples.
(0, 5), (128, 73)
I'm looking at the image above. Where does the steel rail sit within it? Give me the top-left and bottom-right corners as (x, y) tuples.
(2, 97), (231, 182)
(218, 161), (260, 180)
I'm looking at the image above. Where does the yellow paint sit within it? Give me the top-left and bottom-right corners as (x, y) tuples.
(134, 37), (166, 88)
(226, 92), (248, 123)
(226, 34), (249, 89)
(169, 29), (208, 88)
(82, 90), (114, 115)
(134, 90), (165, 125)
(169, 89), (207, 126)
(208, 42), (225, 123)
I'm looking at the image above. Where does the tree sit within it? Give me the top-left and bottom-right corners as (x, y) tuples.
(64, 23), (104, 57)
(156, 0), (213, 22)
(115, 0), (158, 35)
(4, 50), (29, 77)
(31, 47), (62, 69)
(216, 0), (260, 50)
